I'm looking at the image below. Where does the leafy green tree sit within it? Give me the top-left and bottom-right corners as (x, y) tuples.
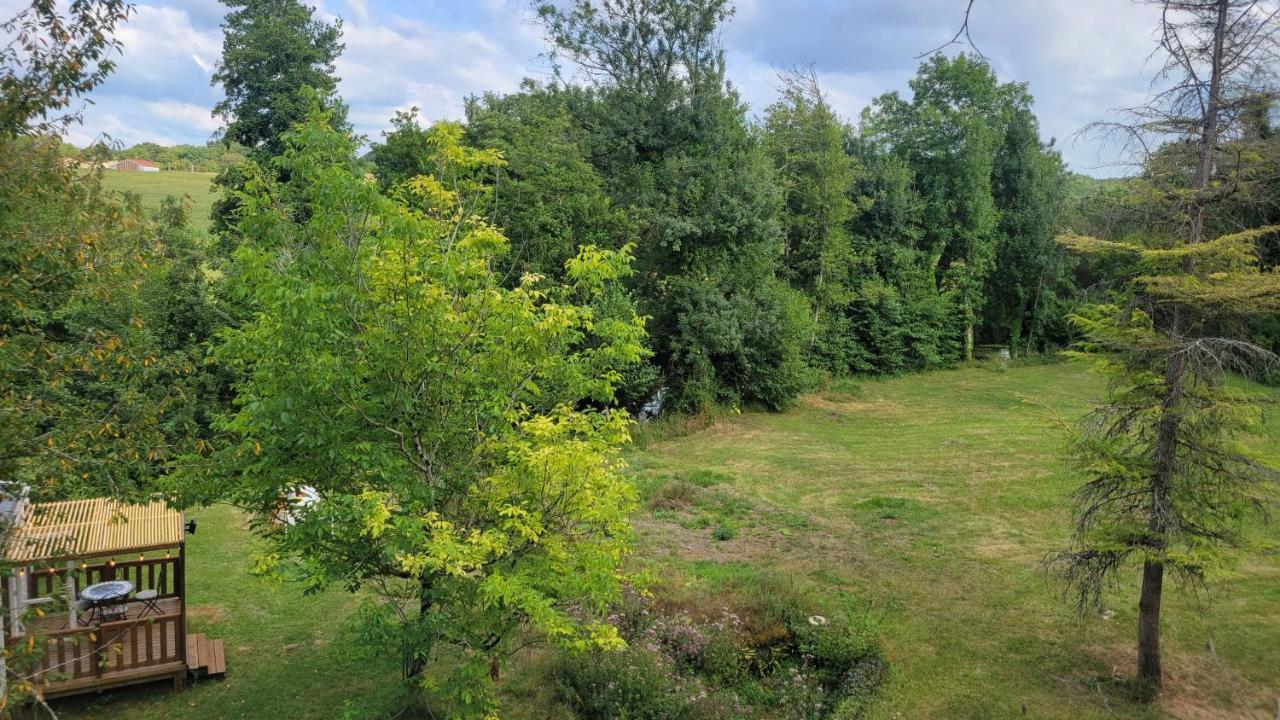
(198, 108), (646, 718)
(863, 55), (1002, 362)
(0, 139), (193, 503)
(539, 0), (809, 411)
(367, 107), (438, 189)
(0, 1), (198, 504)
(1053, 0), (1280, 693)
(763, 68), (861, 371)
(984, 109), (1072, 354)
(0, 0), (130, 137)
(210, 0), (348, 241)
(464, 84), (635, 283)
(845, 117), (960, 372)
(211, 0), (346, 160)
(463, 85), (659, 408)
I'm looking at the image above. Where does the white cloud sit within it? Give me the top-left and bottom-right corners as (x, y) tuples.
(333, 6), (542, 139)
(53, 0), (1170, 175)
(146, 100), (218, 133)
(345, 0), (369, 25)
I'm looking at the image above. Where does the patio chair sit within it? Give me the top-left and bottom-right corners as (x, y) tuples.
(135, 563), (165, 617)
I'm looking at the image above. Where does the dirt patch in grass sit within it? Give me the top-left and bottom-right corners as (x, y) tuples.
(1082, 644), (1276, 720)
(187, 604), (228, 624)
(803, 393), (908, 416)
(635, 516), (783, 564)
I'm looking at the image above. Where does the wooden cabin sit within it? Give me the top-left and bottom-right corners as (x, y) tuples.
(1, 498), (224, 700)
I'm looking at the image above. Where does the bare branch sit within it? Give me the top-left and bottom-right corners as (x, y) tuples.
(917, 0), (986, 60)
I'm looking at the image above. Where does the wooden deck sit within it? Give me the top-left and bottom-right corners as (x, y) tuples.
(13, 597), (189, 699)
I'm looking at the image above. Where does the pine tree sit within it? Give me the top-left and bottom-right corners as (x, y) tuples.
(1052, 0), (1280, 693)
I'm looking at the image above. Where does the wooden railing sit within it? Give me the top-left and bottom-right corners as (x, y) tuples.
(98, 612), (183, 672)
(26, 556), (179, 601)
(7, 613), (184, 684)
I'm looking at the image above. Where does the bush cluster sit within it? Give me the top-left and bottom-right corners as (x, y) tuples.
(555, 584), (885, 720)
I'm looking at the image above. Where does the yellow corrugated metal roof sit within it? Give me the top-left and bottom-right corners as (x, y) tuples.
(4, 498), (183, 563)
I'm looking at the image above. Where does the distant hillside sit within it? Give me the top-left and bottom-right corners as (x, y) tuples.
(65, 140), (247, 173)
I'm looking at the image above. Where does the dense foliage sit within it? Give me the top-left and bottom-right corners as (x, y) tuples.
(197, 109), (647, 718)
(374, 3), (1073, 414)
(211, 0), (346, 160)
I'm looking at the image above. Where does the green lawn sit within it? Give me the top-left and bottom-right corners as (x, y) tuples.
(98, 171), (218, 237)
(627, 362), (1280, 720)
(50, 361), (1280, 719)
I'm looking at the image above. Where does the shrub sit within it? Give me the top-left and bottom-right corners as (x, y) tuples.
(711, 522), (737, 541)
(556, 646), (694, 720)
(557, 576), (887, 720)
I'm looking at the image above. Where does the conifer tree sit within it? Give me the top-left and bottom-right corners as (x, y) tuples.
(1053, 0), (1280, 693)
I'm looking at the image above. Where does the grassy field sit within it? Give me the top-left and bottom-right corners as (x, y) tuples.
(98, 171), (218, 237)
(51, 361), (1280, 719)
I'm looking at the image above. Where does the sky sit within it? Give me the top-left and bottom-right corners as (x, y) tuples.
(13, 0), (1168, 177)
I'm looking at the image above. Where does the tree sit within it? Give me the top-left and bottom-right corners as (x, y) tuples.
(1, 4), (207, 707)
(464, 84), (635, 283)
(0, 1), (195, 504)
(983, 108), (1071, 354)
(1052, 0), (1280, 693)
(538, 0), (810, 411)
(211, 0), (347, 161)
(0, 0), (130, 137)
(862, 55), (1002, 362)
(845, 135), (962, 373)
(368, 107), (438, 190)
(196, 107), (646, 718)
(763, 68), (861, 370)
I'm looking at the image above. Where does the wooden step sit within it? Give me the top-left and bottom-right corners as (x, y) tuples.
(186, 633), (204, 672)
(207, 638), (226, 676)
(185, 633), (227, 677)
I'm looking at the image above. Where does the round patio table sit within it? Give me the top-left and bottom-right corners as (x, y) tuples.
(80, 580), (134, 622)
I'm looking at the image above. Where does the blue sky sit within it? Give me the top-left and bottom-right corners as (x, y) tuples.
(10, 0), (1166, 176)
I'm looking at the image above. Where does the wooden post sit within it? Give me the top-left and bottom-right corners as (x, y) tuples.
(176, 541), (186, 671)
(64, 560), (76, 629)
(8, 567), (27, 637)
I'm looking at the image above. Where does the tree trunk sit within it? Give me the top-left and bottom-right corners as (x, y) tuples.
(964, 306), (975, 363)
(1142, 311), (1186, 692)
(1188, 0), (1230, 244)
(1137, 558), (1164, 690)
(405, 578), (433, 681)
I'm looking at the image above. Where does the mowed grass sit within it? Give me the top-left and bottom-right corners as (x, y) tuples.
(627, 361), (1280, 719)
(47, 361), (1280, 718)
(98, 171), (218, 237)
